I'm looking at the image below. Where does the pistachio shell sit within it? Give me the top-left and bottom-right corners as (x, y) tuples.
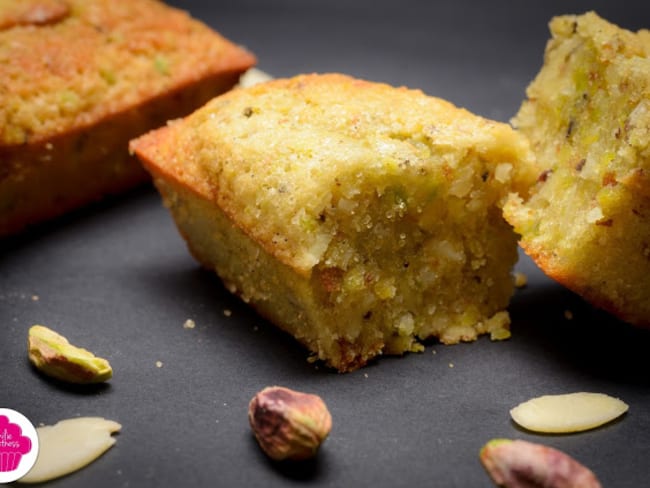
(480, 439), (602, 488)
(248, 386), (332, 461)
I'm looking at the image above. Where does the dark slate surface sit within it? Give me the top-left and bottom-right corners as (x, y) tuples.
(2, 1), (649, 486)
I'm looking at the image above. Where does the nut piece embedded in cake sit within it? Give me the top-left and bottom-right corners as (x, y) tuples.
(131, 73), (537, 371)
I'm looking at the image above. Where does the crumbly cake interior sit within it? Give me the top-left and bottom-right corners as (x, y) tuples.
(133, 74), (537, 371)
(505, 12), (650, 325)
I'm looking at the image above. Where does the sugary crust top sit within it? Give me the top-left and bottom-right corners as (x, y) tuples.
(132, 73), (536, 273)
(0, 0), (256, 145)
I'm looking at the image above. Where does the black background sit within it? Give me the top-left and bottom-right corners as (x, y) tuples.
(2, 1), (650, 487)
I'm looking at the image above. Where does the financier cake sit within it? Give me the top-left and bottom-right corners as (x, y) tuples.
(0, 0), (255, 236)
(131, 73), (537, 371)
(504, 12), (650, 326)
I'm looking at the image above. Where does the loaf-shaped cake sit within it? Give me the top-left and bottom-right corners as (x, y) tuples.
(0, 0), (255, 236)
(505, 12), (650, 326)
(131, 73), (538, 371)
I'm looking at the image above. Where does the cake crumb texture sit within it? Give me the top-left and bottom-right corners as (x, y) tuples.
(505, 12), (650, 327)
(132, 73), (536, 371)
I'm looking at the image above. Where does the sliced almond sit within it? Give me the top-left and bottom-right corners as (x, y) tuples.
(510, 392), (628, 433)
(238, 67), (273, 88)
(18, 417), (121, 484)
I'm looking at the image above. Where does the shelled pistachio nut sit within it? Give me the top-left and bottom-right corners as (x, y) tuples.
(480, 439), (602, 488)
(248, 386), (332, 461)
(28, 325), (112, 384)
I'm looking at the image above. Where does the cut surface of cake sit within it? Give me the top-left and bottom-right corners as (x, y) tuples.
(131, 73), (537, 371)
(505, 12), (650, 327)
(0, 0), (255, 236)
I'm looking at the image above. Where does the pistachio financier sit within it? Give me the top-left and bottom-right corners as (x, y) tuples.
(504, 12), (650, 326)
(131, 73), (537, 371)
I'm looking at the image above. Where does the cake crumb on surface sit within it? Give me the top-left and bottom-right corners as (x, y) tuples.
(490, 328), (511, 341)
(183, 319), (196, 329)
(513, 272), (527, 288)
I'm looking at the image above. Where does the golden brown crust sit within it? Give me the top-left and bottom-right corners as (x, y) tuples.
(0, 0), (255, 236)
(520, 233), (650, 328)
(0, 0), (256, 145)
